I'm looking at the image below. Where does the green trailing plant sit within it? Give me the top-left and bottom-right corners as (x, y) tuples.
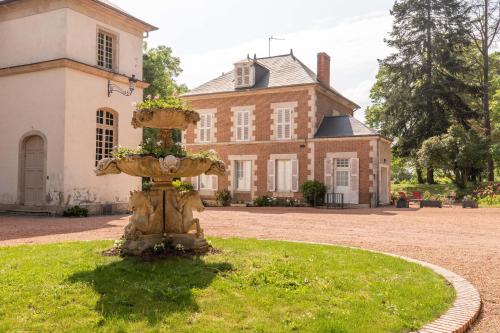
(215, 189), (231, 206)
(299, 180), (326, 206)
(63, 206), (89, 217)
(136, 96), (189, 111)
(172, 180), (194, 192)
(189, 150), (223, 163)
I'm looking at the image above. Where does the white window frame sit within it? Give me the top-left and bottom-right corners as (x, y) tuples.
(95, 109), (117, 166)
(198, 174), (218, 191)
(235, 110), (250, 141)
(97, 29), (116, 71)
(335, 159), (350, 187)
(234, 63), (254, 88)
(198, 113), (213, 143)
(276, 107), (292, 140)
(234, 160), (252, 191)
(276, 159), (293, 192)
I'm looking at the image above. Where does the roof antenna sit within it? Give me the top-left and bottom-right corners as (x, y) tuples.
(268, 35), (285, 57)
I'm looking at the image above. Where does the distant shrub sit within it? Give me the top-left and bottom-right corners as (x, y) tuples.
(215, 189), (231, 206)
(63, 206), (89, 217)
(253, 195), (300, 207)
(300, 180), (326, 206)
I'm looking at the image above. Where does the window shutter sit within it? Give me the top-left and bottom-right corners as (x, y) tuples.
(324, 158), (333, 192)
(267, 159), (275, 192)
(199, 114), (205, 142)
(291, 159), (299, 192)
(350, 158), (359, 192)
(276, 109), (283, 139)
(191, 177), (199, 190)
(243, 111), (249, 140)
(212, 175), (218, 190)
(206, 114), (212, 142)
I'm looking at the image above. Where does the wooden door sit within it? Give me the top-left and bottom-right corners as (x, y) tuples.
(23, 136), (45, 206)
(380, 166), (389, 204)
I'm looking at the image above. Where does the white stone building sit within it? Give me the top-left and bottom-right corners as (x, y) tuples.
(0, 0), (157, 214)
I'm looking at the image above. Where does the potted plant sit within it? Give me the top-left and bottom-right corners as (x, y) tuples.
(462, 195), (478, 208)
(396, 193), (409, 208)
(420, 191), (442, 208)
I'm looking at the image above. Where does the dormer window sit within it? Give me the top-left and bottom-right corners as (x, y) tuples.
(234, 63), (255, 88)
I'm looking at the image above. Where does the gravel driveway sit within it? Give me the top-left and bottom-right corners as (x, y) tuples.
(1, 206), (499, 332)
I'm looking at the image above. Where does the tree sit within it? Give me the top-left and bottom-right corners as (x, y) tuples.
(467, 0), (500, 181)
(417, 125), (489, 187)
(142, 43), (188, 143)
(367, 0), (478, 183)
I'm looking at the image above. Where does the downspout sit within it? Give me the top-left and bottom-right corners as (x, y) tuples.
(376, 137), (380, 207)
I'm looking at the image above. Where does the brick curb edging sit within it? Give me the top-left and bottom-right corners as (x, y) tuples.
(257, 239), (482, 333)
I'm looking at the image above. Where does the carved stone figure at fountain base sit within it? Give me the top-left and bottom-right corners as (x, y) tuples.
(121, 185), (209, 255)
(121, 233), (209, 256)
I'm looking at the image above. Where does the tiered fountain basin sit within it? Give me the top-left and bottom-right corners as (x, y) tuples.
(95, 104), (225, 255)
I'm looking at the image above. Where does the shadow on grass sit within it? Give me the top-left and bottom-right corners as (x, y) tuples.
(69, 256), (233, 325)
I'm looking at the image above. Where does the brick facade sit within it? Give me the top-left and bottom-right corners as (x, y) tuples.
(182, 84), (391, 206)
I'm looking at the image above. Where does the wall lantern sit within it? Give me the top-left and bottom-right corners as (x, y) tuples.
(108, 75), (138, 97)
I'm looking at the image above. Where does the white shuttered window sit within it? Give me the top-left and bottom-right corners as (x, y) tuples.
(276, 107), (292, 140)
(235, 160), (252, 191)
(235, 110), (250, 141)
(198, 113), (213, 143)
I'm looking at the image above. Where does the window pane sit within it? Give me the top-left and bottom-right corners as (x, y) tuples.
(276, 160), (292, 192)
(235, 161), (251, 191)
(336, 170), (349, 187)
(336, 159), (349, 168)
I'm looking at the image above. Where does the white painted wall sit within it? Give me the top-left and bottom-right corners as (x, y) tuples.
(0, 9), (67, 68)
(63, 68), (142, 206)
(65, 9), (143, 78)
(1, 8), (143, 79)
(0, 69), (66, 205)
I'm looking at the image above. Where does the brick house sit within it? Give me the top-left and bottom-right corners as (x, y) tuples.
(182, 52), (391, 207)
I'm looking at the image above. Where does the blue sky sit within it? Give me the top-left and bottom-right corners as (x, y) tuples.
(113, 0), (396, 120)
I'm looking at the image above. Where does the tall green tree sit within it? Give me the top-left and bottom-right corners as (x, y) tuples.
(367, 0), (477, 183)
(467, 0), (500, 181)
(418, 125), (489, 187)
(142, 43), (188, 143)
(143, 43), (188, 99)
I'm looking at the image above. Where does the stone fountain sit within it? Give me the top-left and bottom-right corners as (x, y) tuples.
(95, 105), (225, 255)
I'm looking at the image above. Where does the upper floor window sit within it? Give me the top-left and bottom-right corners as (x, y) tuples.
(235, 110), (250, 141)
(276, 107), (292, 140)
(198, 113), (213, 143)
(234, 63), (254, 88)
(97, 30), (115, 71)
(95, 109), (118, 166)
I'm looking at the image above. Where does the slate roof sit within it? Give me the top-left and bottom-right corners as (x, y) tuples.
(0, 0), (157, 31)
(184, 54), (359, 108)
(315, 116), (378, 138)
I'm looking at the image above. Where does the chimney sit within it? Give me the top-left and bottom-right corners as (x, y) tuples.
(317, 52), (331, 87)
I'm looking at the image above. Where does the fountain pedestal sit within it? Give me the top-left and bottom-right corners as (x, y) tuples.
(95, 106), (225, 256)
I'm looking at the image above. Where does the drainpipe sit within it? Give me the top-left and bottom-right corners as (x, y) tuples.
(376, 138), (380, 207)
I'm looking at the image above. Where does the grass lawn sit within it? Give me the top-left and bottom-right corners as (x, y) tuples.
(0, 239), (454, 333)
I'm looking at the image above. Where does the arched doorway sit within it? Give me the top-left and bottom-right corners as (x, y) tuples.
(20, 134), (46, 206)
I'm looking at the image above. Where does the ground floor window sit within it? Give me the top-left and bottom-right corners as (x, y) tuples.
(335, 159), (350, 187)
(199, 174), (216, 190)
(276, 160), (292, 192)
(235, 160), (252, 191)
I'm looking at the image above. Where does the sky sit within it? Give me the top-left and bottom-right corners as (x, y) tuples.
(113, 0), (396, 120)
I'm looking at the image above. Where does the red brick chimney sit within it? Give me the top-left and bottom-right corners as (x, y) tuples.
(317, 52), (331, 87)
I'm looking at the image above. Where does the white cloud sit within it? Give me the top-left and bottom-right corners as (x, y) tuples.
(177, 10), (393, 122)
